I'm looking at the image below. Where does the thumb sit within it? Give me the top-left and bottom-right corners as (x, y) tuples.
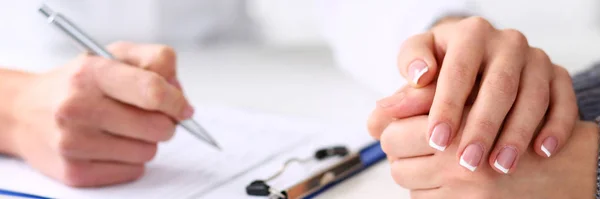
(376, 83), (436, 119)
(367, 83), (436, 140)
(397, 32), (439, 87)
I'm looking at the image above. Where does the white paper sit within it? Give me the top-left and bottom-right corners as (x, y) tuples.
(0, 105), (323, 199)
(202, 119), (375, 199)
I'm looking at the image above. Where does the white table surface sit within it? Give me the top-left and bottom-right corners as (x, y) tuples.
(172, 36), (600, 198)
(173, 46), (409, 199)
(0, 45), (408, 199)
(4, 32), (598, 198)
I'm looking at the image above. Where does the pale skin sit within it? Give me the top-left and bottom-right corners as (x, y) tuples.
(369, 16), (579, 174)
(0, 15), (584, 190)
(0, 42), (191, 187)
(382, 106), (598, 198)
(373, 83), (598, 198)
(368, 16), (597, 198)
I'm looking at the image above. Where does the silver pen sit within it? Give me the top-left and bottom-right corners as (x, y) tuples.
(38, 4), (221, 150)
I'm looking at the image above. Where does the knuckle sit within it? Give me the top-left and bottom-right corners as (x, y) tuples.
(554, 116), (577, 135)
(553, 65), (572, 81)
(566, 102), (580, 121)
(461, 16), (493, 34)
(54, 98), (83, 128)
(156, 45), (177, 64)
(500, 29), (529, 49)
(147, 114), (176, 141)
(141, 74), (168, 109)
(532, 84), (551, 108)
(506, 125), (533, 148)
(390, 165), (409, 187)
(379, 127), (396, 155)
(140, 144), (159, 162)
(66, 64), (91, 90)
(366, 113), (384, 139)
(542, 124), (568, 139)
(485, 70), (519, 97)
(55, 131), (79, 157)
(529, 48), (554, 75)
(60, 160), (91, 187)
(474, 118), (500, 136)
(530, 48), (551, 63)
(437, 97), (462, 115)
(366, 121), (379, 139)
(447, 62), (475, 86)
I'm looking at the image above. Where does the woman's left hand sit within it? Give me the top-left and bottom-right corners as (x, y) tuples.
(380, 111), (598, 198)
(380, 17), (580, 174)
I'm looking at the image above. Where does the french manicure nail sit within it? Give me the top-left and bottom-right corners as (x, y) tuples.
(376, 92), (405, 108)
(408, 60), (429, 85)
(494, 146), (517, 174)
(182, 105), (195, 119)
(459, 143), (483, 172)
(429, 123), (450, 151)
(541, 136), (558, 157)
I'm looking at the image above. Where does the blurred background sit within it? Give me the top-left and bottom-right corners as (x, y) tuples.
(0, 0), (600, 85)
(1, 0), (599, 133)
(0, 0), (600, 68)
(0, 1), (598, 198)
(0, 0), (599, 142)
(2, 0), (599, 72)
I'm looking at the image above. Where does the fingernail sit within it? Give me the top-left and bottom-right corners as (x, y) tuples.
(168, 78), (182, 90)
(376, 92), (405, 108)
(408, 60), (429, 85)
(494, 146), (517, 174)
(182, 105), (195, 119)
(429, 123), (450, 151)
(541, 136), (558, 157)
(459, 143), (483, 172)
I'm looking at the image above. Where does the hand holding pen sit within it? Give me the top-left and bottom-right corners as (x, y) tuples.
(0, 5), (217, 187)
(7, 42), (187, 187)
(39, 5), (220, 150)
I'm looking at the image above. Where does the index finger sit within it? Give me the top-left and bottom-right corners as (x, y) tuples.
(88, 56), (193, 121)
(107, 41), (178, 81)
(426, 17), (490, 151)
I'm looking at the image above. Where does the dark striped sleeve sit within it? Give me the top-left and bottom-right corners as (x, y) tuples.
(572, 62), (600, 199)
(595, 118), (600, 199)
(573, 62), (600, 121)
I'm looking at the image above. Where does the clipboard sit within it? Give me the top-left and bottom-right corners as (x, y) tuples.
(245, 142), (385, 199)
(1, 105), (380, 199)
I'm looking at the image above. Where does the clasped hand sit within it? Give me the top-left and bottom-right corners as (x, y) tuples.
(368, 17), (597, 198)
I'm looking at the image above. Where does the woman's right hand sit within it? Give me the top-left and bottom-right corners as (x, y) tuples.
(380, 111), (598, 198)
(6, 42), (193, 187)
(391, 16), (579, 174)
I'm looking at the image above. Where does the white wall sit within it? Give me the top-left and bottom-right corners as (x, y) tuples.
(472, 0), (600, 72)
(0, 0), (597, 72)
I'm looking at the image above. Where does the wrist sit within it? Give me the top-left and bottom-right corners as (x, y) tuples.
(0, 69), (37, 157)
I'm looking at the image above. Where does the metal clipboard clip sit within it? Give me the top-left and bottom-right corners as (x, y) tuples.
(246, 146), (363, 199)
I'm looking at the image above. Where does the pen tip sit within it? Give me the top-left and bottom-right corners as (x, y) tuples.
(212, 142), (222, 151)
(38, 4), (53, 17)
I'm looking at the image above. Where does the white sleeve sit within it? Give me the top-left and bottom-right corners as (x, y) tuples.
(318, 0), (474, 96)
